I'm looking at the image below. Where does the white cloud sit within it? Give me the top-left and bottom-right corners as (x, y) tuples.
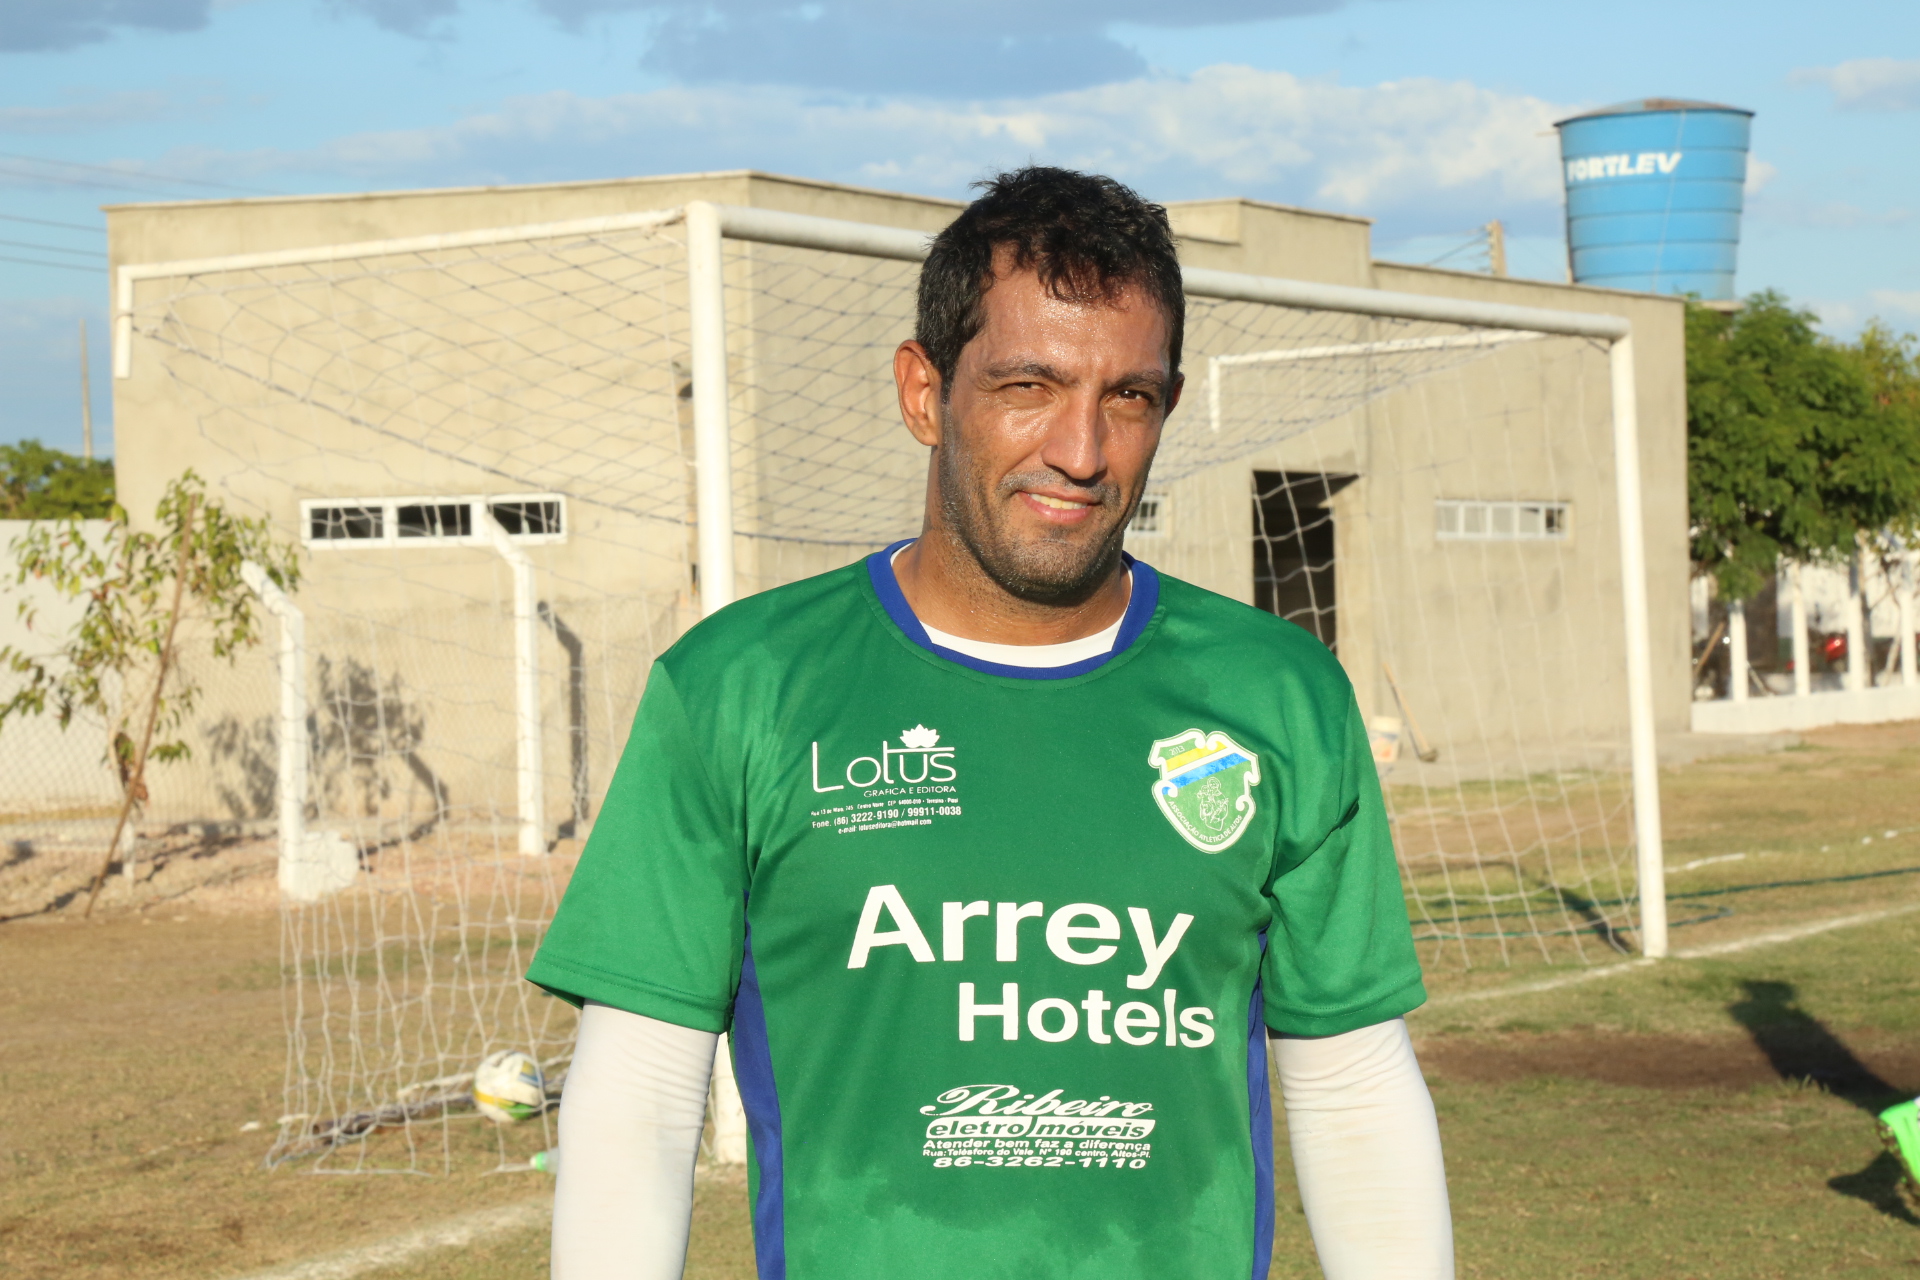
(1806, 291), (1920, 338)
(1755, 199), (1913, 231)
(0, 88), (222, 136)
(227, 66), (1570, 231)
(1809, 299), (1860, 332)
(1790, 58), (1920, 112)
(1744, 157), (1776, 196)
(1869, 289), (1920, 317)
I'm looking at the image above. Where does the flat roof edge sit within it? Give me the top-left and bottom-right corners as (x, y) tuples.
(104, 168), (968, 215)
(1372, 258), (1689, 305)
(1164, 196), (1373, 226)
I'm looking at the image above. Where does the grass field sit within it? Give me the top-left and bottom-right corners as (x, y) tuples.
(4, 722), (1918, 1279)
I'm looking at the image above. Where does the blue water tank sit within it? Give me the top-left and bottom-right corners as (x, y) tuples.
(1554, 98), (1753, 300)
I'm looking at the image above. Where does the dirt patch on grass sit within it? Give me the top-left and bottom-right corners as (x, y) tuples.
(1420, 1029), (1920, 1096)
(0, 827), (279, 922)
(1798, 720), (1920, 753)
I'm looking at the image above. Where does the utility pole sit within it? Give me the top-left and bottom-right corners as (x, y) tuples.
(1486, 220), (1508, 277)
(79, 318), (93, 460)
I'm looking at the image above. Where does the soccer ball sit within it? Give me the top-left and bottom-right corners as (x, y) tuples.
(473, 1050), (546, 1124)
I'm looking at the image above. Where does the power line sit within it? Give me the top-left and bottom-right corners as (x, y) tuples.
(0, 163), (189, 197)
(0, 254), (101, 273)
(0, 237), (104, 259)
(0, 212), (105, 234)
(0, 150), (275, 196)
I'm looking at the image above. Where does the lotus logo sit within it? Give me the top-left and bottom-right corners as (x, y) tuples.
(811, 723), (957, 792)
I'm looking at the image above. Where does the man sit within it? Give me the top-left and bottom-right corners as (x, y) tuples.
(529, 166), (1452, 1280)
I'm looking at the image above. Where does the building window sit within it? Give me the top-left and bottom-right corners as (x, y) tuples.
(1128, 491), (1169, 537)
(397, 502), (473, 540)
(489, 499), (563, 537)
(1436, 500), (1570, 542)
(309, 505), (384, 543)
(302, 495), (567, 549)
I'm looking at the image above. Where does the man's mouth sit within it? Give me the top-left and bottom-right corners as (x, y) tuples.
(1026, 493), (1090, 511)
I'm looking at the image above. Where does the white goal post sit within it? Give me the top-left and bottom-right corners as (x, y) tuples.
(108, 198), (1669, 1174)
(670, 200), (1667, 959)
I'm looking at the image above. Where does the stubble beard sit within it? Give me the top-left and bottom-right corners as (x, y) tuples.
(934, 402), (1137, 606)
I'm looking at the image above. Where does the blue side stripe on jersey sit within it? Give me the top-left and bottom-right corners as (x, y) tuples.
(1248, 931), (1275, 1280)
(865, 538), (1161, 679)
(733, 927), (787, 1280)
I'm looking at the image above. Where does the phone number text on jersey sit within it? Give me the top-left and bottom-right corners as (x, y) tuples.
(931, 1154), (1150, 1169)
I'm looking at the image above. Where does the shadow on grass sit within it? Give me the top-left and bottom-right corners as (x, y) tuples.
(1552, 885), (1633, 954)
(1728, 979), (1918, 1226)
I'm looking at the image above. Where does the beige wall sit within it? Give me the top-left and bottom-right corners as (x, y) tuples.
(1366, 262), (1690, 746)
(105, 172), (1687, 828)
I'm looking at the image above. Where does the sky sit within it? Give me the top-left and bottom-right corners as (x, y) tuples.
(1, 0), (1916, 455)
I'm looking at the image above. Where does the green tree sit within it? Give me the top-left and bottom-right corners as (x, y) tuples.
(1687, 292), (1920, 600)
(0, 471), (300, 911)
(0, 440), (115, 519)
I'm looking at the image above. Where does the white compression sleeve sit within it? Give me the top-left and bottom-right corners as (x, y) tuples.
(552, 1001), (718, 1280)
(1271, 1018), (1454, 1280)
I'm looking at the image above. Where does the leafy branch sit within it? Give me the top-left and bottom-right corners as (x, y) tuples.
(1687, 293), (1920, 601)
(0, 471), (301, 912)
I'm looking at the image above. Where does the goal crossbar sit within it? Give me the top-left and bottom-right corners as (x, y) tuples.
(110, 199), (1667, 958)
(1206, 333), (1547, 436)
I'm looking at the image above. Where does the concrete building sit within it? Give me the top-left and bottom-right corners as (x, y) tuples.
(96, 170), (1688, 839)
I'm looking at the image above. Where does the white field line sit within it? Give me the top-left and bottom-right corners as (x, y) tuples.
(228, 1198), (550, 1280)
(1670, 901), (1920, 958)
(1428, 898), (1920, 1006)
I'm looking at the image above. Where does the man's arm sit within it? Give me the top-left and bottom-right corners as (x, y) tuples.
(552, 1002), (717, 1280)
(1271, 1018), (1453, 1280)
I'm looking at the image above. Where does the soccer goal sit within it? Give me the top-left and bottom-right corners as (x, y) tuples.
(111, 201), (1666, 1173)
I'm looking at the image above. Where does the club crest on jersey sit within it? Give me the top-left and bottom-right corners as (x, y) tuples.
(1146, 730), (1260, 853)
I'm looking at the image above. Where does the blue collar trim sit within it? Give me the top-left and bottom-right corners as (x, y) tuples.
(865, 539), (1159, 681)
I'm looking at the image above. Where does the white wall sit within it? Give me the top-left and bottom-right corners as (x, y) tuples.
(0, 521), (126, 823)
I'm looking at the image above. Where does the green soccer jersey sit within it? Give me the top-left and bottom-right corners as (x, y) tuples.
(528, 544), (1424, 1280)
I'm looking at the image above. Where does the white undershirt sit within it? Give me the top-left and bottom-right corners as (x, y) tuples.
(923, 616), (1123, 667)
(898, 546), (1128, 668)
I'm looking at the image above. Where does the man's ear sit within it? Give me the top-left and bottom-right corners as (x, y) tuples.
(895, 340), (944, 448)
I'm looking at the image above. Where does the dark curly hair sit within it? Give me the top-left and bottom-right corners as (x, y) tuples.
(915, 167), (1183, 395)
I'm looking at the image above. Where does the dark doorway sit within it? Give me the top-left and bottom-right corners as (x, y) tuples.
(1253, 471), (1356, 650)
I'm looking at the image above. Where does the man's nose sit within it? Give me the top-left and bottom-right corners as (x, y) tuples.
(1037, 388), (1106, 482)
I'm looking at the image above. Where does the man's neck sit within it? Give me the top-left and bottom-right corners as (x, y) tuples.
(891, 530), (1131, 646)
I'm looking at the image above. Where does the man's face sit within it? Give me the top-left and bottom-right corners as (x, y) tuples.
(917, 260), (1180, 603)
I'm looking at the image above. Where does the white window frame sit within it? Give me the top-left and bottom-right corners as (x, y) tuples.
(1435, 499), (1571, 542)
(1128, 490), (1171, 538)
(299, 493), (568, 550)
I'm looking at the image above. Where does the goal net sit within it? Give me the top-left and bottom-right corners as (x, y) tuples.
(110, 205), (1660, 1173)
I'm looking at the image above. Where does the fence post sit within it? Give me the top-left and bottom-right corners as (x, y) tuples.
(1790, 564), (1811, 698)
(1901, 545), (1917, 687)
(1845, 543), (1869, 691)
(241, 562), (355, 902)
(483, 513), (545, 856)
(1728, 598), (1749, 702)
(241, 561), (305, 861)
